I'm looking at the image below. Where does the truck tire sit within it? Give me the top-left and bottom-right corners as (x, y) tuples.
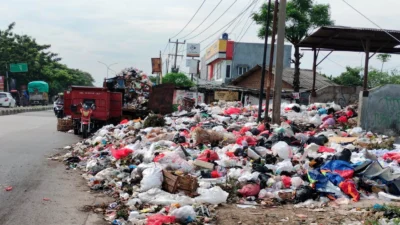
(82, 124), (89, 138)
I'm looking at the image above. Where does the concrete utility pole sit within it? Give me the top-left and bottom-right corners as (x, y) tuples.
(272, 0), (287, 124)
(264, 0), (279, 122)
(257, 0), (272, 123)
(169, 39), (186, 73)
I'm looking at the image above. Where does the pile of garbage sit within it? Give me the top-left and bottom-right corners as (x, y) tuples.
(105, 67), (152, 110)
(60, 101), (400, 225)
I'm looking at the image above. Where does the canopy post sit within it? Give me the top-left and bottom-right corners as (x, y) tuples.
(311, 48), (318, 97)
(363, 39), (370, 94)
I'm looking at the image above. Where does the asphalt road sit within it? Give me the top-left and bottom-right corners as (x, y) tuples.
(0, 111), (108, 225)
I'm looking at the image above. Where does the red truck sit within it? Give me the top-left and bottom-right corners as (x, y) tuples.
(64, 86), (122, 137)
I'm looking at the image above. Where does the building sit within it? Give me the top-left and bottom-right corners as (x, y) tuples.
(231, 65), (337, 92)
(200, 37), (292, 84)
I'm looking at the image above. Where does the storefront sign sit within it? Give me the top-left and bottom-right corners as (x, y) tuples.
(186, 43), (200, 57)
(205, 40), (227, 60)
(214, 91), (239, 101)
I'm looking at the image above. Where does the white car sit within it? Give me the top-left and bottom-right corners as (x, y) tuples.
(0, 92), (16, 108)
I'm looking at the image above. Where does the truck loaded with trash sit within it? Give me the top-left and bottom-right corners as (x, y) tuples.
(54, 81), (400, 225)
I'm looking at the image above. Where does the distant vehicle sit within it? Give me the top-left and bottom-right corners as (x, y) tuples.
(28, 81), (49, 105)
(10, 90), (21, 107)
(0, 92), (16, 108)
(54, 94), (64, 118)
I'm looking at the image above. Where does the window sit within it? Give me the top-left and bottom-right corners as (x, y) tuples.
(215, 62), (222, 80)
(226, 65), (231, 78)
(238, 66), (249, 75)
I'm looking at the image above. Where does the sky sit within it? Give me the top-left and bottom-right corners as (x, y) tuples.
(1, 0), (400, 86)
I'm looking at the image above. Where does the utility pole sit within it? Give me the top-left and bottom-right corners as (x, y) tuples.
(272, 0), (287, 124)
(257, 0), (272, 123)
(264, 0), (279, 122)
(159, 51), (163, 84)
(98, 61), (118, 79)
(169, 39), (186, 73)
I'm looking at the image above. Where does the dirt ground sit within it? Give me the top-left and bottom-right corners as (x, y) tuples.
(215, 200), (400, 225)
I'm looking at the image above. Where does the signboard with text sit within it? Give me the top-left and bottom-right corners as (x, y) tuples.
(10, 63), (28, 73)
(214, 91), (239, 101)
(151, 58), (162, 74)
(186, 43), (200, 57)
(205, 40), (227, 60)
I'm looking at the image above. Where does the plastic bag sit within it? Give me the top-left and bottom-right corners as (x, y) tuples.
(291, 177), (304, 189)
(224, 107), (241, 115)
(236, 136), (257, 146)
(238, 183), (260, 197)
(310, 115), (322, 126)
(110, 147), (133, 160)
(146, 214), (176, 225)
(247, 148), (260, 160)
(238, 171), (260, 183)
(281, 176), (292, 188)
(195, 186), (229, 204)
(139, 188), (195, 206)
(254, 146), (269, 157)
(197, 149), (219, 162)
(272, 141), (293, 159)
(228, 168), (242, 179)
(140, 167), (163, 192)
(170, 206), (196, 223)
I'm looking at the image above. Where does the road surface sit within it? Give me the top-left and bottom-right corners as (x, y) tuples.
(0, 111), (107, 225)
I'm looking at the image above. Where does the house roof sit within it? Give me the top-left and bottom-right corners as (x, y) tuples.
(231, 65), (337, 91)
(298, 26), (400, 53)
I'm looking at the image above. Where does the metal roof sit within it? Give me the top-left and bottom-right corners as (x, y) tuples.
(299, 26), (400, 53)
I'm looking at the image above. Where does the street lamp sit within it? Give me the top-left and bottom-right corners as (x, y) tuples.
(98, 61), (118, 79)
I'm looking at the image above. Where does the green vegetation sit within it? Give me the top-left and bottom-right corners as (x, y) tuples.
(162, 72), (194, 87)
(0, 22), (94, 96)
(253, 0), (334, 92)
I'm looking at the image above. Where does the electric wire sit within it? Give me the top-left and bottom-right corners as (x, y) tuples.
(170, 0), (207, 39)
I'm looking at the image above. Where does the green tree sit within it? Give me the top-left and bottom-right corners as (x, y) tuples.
(333, 67), (363, 87)
(162, 73), (194, 87)
(376, 53), (392, 72)
(253, 0), (334, 92)
(0, 22), (94, 96)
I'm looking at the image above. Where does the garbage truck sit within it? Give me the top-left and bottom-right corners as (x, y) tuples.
(28, 81), (49, 105)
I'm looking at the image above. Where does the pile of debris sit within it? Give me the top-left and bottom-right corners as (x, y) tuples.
(105, 67), (152, 111)
(60, 101), (400, 225)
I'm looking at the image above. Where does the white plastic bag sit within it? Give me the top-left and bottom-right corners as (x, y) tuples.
(139, 188), (195, 206)
(238, 172), (260, 183)
(127, 198), (142, 210)
(140, 167), (163, 192)
(310, 114), (322, 126)
(272, 141), (293, 159)
(290, 177), (304, 189)
(227, 168), (242, 179)
(170, 206), (197, 222)
(247, 148), (260, 160)
(195, 186), (229, 204)
(276, 159), (294, 174)
(254, 146), (269, 157)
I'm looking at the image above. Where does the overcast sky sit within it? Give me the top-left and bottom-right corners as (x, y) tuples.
(1, 0), (400, 85)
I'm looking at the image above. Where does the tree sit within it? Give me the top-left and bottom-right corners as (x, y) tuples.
(0, 23), (94, 96)
(253, 0), (334, 92)
(333, 67), (363, 87)
(376, 53), (392, 72)
(162, 73), (194, 87)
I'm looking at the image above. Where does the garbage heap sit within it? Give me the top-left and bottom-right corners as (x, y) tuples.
(61, 101), (400, 225)
(106, 67), (152, 110)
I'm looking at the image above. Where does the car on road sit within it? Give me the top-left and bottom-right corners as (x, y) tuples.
(0, 92), (16, 108)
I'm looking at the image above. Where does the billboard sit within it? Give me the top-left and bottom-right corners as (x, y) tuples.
(186, 43), (200, 57)
(205, 40), (227, 60)
(0, 76), (4, 91)
(151, 58), (162, 74)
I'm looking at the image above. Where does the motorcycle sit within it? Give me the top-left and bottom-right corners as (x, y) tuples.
(80, 103), (96, 138)
(54, 103), (64, 118)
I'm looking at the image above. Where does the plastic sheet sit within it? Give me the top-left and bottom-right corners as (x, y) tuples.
(195, 186), (229, 204)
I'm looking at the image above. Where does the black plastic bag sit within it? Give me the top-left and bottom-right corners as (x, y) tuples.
(294, 185), (318, 203)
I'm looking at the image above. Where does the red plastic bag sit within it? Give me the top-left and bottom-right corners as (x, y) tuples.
(197, 149), (219, 162)
(238, 183), (260, 197)
(110, 147), (133, 160)
(339, 180), (360, 202)
(120, 119), (129, 125)
(153, 153), (165, 162)
(258, 124), (266, 132)
(236, 136), (257, 146)
(211, 170), (222, 178)
(318, 146), (335, 153)
(282, 175), (292, 188)
(147, 214), (176, 225)
(337, 116), (348, 123)
(226, 151), (236, 158)
(240, 127), (251, 134)
(224, 107), (241, 115)
(383, 152), (400, 163)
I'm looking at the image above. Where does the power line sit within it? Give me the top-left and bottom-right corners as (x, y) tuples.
(342, 0), (400, 43)
(170, 0), (207, 39)
(237, 0), (260, 40)
(186, 0), (238, 40)
(238, 20), (255, 42)
(179, 0), (224, 39)
(228, 0), (252, 34)
(198, 0), (257, 44)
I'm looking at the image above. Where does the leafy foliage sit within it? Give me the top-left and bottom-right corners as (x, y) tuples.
(376, 53), (392, 72)
(252, 0), (334, 91)
(333, 67), (363, 87)
(0, 22), (94, 97)
(162, 73), (194, 87)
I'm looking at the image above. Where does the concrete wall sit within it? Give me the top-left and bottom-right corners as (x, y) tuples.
(310, 86), (362, 107)
(228, 43), (292, 82)
(359, 84), (400, 136)
(234, 68), (293, 91)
